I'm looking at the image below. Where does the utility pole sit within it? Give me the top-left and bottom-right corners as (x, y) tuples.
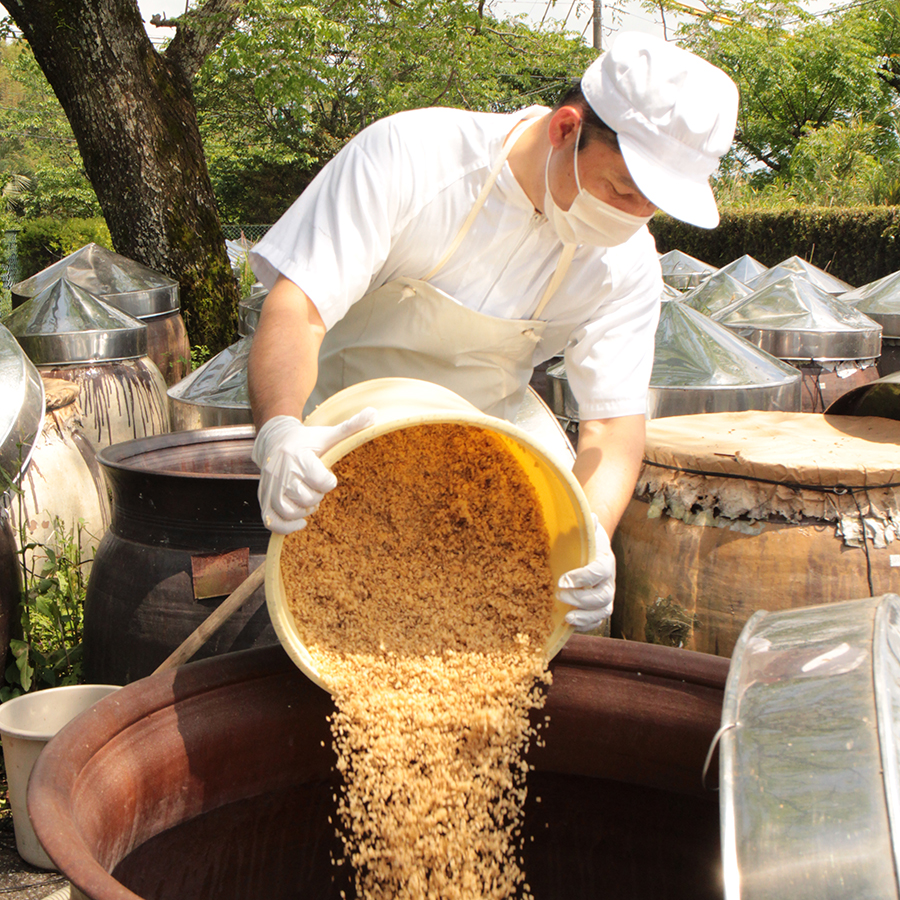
(592, 0), (603, 50)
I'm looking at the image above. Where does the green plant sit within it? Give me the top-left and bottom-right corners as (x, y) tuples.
(190, 343), (212, 370)
(0, 452), (90, 701)
(2, 515), (89, 700)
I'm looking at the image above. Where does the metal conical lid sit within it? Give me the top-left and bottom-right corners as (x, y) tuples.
(226, 238), (254, 271)
(840, 270), (900, 338)
(714, 273), (882, 361)
(0, 322), (44, 489)
(660, 282), (683, 302)
(658, 249), (716, 290)
(682, 271), (754, 318)
(714, 254), (767, 284)
(11, 242), (180, 318)
(168, 335), (251, 409)
(747, 256), (853, 295)
(3, 277), (148, 364)
(238, 288), (268, 336)
(652, 300), (802, 388)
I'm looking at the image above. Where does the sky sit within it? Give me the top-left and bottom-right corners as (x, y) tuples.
(136, 0), (675, 52)
(137, 0), (838, 54)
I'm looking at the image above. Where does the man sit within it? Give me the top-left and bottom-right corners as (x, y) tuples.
(248, 31), (739, 630)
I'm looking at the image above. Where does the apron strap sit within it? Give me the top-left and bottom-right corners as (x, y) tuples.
(423, 109), (577, 322)
(423, 113), (540, 282)
(532, 242), (576, 320)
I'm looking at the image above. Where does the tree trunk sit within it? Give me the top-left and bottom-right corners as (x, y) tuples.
(0, 0), (242, 354)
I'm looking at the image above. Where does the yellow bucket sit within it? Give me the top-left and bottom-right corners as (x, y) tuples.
(265, 378), (594, 692)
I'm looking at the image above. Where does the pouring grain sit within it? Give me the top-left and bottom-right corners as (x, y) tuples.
(281, 423), (557, 899)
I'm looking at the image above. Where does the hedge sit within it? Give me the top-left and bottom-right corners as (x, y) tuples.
(16, 217), (112, 282)
(649, 207), (900, 289)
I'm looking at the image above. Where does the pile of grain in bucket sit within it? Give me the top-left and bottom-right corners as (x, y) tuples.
(280, 423), (558, 900)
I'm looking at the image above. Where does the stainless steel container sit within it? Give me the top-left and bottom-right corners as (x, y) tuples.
(545, 302), (802, 420)
(512, 384), (576, 470)
(649, 301), (802, 417)
(841, 271), (900, 375)
(547, 359), (578, 422)
(719, 593), (900, 900)
(714, 274), (882, 362)
(659, 249), (716, 291)
(11, 243), (190, 385)
(167, 336), (254, 431)
(0, 322), (44, 491)
(238, 288), (268, 337)
(3, 278), (170, 451)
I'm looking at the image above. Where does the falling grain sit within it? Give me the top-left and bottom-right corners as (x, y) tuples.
(282, 423), (556, 900)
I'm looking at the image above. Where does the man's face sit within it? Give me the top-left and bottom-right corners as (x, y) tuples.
(546, 117), (657, 218)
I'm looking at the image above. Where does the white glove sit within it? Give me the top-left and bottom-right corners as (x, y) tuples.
(558, 514), (616, 631)
(252, 409), (377, 534)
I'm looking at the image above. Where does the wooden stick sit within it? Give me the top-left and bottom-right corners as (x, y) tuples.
(153, 564), (267, 674)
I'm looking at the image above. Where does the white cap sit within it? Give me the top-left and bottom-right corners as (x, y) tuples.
(581, 31), (738, 229)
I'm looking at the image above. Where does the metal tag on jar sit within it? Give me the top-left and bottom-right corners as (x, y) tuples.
(191, 547), (250, 600)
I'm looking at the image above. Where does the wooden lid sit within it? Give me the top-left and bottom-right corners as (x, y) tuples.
(643, 411), (900, 487)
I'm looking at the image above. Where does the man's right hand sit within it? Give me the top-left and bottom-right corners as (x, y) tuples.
(251, 409), (377, 534)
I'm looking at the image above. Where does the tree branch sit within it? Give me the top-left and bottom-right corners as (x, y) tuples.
(165, 0), (247, 81)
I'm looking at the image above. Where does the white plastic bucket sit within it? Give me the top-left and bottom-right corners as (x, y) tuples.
(0, 683), (119, 868)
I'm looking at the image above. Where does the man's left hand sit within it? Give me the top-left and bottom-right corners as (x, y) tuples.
(558, 514), (616, 631)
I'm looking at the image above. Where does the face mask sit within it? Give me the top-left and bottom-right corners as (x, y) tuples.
(543, 124), (653, 247)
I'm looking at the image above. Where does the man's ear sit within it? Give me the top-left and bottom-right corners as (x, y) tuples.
(548, 105), (583, 149)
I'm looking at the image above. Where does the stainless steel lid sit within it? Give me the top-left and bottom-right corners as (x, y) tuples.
(714, 274), (883, 361)
(719, 594), (900, 900)
(3, 277), (149, 364)
(544, 303), (802, 420)
(840, 270), (900, 338)
(11, 243), (180, 319)
(226, 238), (253, 272)
(0, 323), (45, 489)
(824, 370), (900, 419)
(168, 335), (251, 412)
(714, 254), (767, 285)
(238, 288), (268, 337)
(653, 300), (802, 389)
(746, 256), (853, 295)
(661, 282), (683, 302)
(682, 271), (754, 318)
(650, 302), (802, 417)
(658, 249), (716, 291)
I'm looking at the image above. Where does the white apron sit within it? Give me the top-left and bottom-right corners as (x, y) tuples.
(305, 114), (576, 421)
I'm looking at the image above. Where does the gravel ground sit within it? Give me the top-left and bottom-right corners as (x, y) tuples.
(0, 816), (70, 900)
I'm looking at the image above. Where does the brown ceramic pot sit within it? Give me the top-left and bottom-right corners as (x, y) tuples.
(144, 310), (191, 387)
(798, 361), (880, 412)
(879, 339), (900, 377)
(83, 425), (274, 685)
(29, 636), (728, 900)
